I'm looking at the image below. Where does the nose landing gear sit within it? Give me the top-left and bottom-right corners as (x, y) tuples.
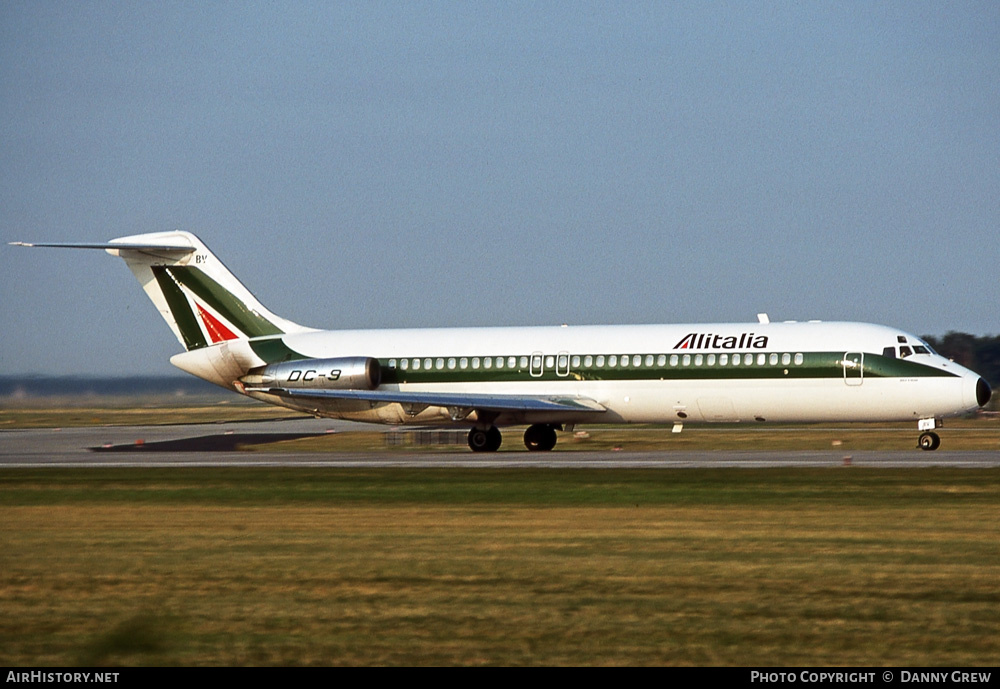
(918, 431), (941, 451)
(917, 418), (942, 451)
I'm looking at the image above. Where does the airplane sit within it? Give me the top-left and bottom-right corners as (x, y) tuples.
(12, 231), (992, 452)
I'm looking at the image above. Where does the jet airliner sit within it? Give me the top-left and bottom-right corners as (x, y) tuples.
(13, 231), (991, 451)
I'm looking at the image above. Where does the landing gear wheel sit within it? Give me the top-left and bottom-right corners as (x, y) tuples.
(918, 431), (941, 451)
(523, 424), (558, 451)
(468, 425), (502, 452)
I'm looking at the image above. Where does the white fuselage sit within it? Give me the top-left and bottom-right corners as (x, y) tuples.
(174, 320), (985, 427)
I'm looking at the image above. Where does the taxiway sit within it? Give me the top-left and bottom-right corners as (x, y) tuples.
(2, 419), (998, 468)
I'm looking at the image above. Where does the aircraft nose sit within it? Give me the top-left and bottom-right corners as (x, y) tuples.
(977, 377), (992, 408)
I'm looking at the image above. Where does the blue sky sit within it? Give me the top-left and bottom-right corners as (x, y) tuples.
(2, 2), (998, 376)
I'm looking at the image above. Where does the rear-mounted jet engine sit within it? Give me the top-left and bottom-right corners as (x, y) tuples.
(241, 356), (381, 390)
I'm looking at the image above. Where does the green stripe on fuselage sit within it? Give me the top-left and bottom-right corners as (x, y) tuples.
(249, 337), (308, 363)
(378, 352), (957, 385)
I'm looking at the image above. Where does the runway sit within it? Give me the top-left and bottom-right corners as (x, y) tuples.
(2, 418), (999, 468)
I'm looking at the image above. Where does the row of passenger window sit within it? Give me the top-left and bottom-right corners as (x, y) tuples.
(394, 355), (526, 371)
(388, 352), (806, 372)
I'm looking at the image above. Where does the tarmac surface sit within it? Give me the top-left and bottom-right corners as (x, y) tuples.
(2, 418), (999, 468)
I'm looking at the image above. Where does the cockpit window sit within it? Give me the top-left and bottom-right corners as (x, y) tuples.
(882, 347), (896, 359)
(899, 346), (913, 358)
(913, 345), (930, 355)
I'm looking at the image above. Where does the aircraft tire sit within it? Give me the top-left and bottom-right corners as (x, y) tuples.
(486, 425), (502, 452)
(918, 431), (941, 451)
(469, 426), (502, 452)
(524, 424), (557, 451)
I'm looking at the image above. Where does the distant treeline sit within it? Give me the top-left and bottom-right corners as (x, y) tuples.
(0, 376), (223, 398)
(923, 333), (1000, 388)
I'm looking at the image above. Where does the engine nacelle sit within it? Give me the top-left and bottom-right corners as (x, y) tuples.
(241, 356), (381, 390)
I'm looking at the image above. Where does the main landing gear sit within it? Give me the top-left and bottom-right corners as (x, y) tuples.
(523, 424), (558, 451)
(467, 426), (502, 452)
(467, 424), (561, 452)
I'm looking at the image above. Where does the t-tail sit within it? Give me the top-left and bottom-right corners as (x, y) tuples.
(11, 231), (312, 389)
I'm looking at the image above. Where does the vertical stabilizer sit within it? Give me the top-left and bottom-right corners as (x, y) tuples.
(104, 231), (310, 350)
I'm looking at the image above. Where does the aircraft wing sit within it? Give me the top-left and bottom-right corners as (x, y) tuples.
(245, 386), (607, 415)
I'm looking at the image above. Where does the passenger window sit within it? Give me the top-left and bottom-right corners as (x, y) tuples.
(657, 354), (666, 366)
(436, 358), (445, 370)
(634, 355), (643, 367)
(794, 353), (803, 365)
(483, 357), (492, 369)
(472, 357), (480, 369)
(719, 354), (728, 366)
(400, 359), (409, 370)
(597, 355), (605, 367)
(517, 356), (526, 368)
(769, 353), (778, 365)
(745, 354), (754, 365)
(757, 353), (766, 366)
(682, 354), (691, 366)
(544, 355), (554, 368)
(707, 354), (716, 366)
(694, 354), (703, 366)
(670, 354), (679, 366)
(609, 355), (618, 366)
(584, 355), (593, 367)
(388, 359), (396, 369)
(781, 353), (791, 366)
(571, 355), (581, 368)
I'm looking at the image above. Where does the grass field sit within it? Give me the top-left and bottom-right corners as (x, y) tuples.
(2, 467), (998, 666)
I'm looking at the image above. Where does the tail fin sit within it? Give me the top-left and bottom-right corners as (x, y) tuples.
(13, 231), (310, 351)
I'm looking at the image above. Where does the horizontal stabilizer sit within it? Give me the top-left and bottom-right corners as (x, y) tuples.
(246, 386), (608, 414)
(10, 239), (195, 254)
